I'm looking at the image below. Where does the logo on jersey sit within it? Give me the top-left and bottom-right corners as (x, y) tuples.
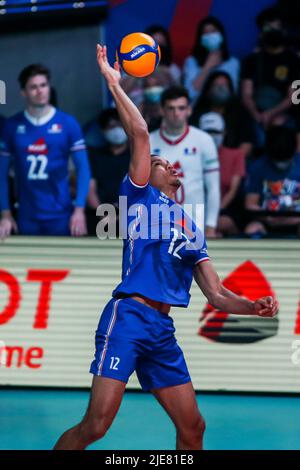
(27, 138), (48, 155)
(17, 125), (26, 134)
(184, 147), (197, 155)
(152, 148), (161, 155)
(159, 193), (169, 204)
(48, 123), (62, 134)
(198, 260), (279, 344)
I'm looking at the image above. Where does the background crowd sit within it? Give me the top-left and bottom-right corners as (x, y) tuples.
(0, 4), (300, 239)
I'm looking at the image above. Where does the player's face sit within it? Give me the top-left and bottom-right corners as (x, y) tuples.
(22, 75), (50, 107)
(161, 97), (191, 130)
(150, 157), (181, 191)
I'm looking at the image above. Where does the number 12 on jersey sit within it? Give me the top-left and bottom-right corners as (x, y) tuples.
(168, 228), (190, 259)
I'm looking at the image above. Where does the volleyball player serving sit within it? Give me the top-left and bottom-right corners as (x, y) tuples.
(54, 45), (278, 451)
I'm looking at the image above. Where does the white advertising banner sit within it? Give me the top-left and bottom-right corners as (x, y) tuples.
(0, 237), (299, 392)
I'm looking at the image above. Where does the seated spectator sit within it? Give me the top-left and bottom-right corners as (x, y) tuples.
(199, 112), (246, 236)
(87, 108), (130, 235)
(245, 126), (300, 238)
(0, 64), (90, 238)
(191, 71), (255, 157)
(144, 25), (182, 84)
(183, 16), (240, 103)
(241, 7), (300, 151)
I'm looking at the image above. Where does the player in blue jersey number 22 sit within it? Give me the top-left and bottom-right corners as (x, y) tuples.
(54, 45), (278, 450)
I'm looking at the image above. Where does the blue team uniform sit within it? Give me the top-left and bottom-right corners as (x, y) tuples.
(0, 108), (90, 235)
(90, 174), (209, 391)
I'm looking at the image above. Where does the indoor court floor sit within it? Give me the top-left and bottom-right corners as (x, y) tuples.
(0, 389), (300, 450)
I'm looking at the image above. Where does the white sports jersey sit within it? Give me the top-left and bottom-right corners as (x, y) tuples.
(150, 125), (220, 227)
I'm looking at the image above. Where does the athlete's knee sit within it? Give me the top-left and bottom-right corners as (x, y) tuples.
(192, 415), (206, 439)
(178, 414), (206, 444)
(79, 415), (110, 443)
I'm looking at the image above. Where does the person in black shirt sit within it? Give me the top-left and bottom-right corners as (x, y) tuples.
(241, 7), (300, 149)
(191, 71), (255, 157)
(86, 108), (130, 234)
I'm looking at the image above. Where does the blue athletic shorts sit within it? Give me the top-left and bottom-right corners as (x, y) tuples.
(89, 297), (191, 392)
(18, 215), (71, 236)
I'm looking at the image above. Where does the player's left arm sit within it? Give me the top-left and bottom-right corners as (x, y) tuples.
(202, 134), (220, 238)
(193, 260), (278, 317)
(68, 118), (91, 236)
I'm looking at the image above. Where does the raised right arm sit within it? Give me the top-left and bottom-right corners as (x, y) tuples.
(97, 44), (151, 186)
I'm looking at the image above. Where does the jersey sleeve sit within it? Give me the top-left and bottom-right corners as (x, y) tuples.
(0, 119), (13, 158)
(119, 173), (150, 204)
(202, 132), (219, 173)
(66, 115), (87, 153)
(185, 220), (210, 265)
(192, 238), (210, 266)
(0, 120), (12, 211)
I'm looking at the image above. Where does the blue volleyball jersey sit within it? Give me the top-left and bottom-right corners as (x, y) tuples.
(0, 108), (86, 220)
(112, 174), (210, 307)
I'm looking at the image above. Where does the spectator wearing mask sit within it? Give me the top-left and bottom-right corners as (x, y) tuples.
(87, 108), (130, 209)
(150, 86), (220, 238)
(0, 64), (90, 239)
(199, 112), (246, 236)
(245, 126), (300, 237)
(241, 7), (300, 149)
(144, 25), (182, 84)
(183, 16), (240, 103)
(191, 71), (255, 157)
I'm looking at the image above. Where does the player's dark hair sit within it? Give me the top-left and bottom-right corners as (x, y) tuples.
(160, 86), (190, 107)
(265, 126), (297, 161)
(98, 108), (120, 129)
(18, 64), (51, 89)
(256, 6), (283, 29)
(144, 24), (173, 66)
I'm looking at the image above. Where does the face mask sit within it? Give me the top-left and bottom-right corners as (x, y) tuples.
(103, 126), (127, 145)
(209, 86), (232, 105)
(144, 86), (164, 104)
(262, 28), (284, 48)
(210, 132), (224, 148)
(273, 159), (292, 171)
(201, 32), (223, 51)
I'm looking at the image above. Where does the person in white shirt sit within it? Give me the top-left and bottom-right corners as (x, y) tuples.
(150, 86), (220, 238)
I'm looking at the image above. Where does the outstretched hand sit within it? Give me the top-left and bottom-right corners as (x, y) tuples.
(96, 44), (121, 87)
(254, 296), (279, 318)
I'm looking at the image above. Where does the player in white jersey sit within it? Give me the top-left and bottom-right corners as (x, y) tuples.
(150, 86), (220, 238)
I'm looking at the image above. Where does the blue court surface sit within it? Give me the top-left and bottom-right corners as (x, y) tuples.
(0, 389), (299, 450)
